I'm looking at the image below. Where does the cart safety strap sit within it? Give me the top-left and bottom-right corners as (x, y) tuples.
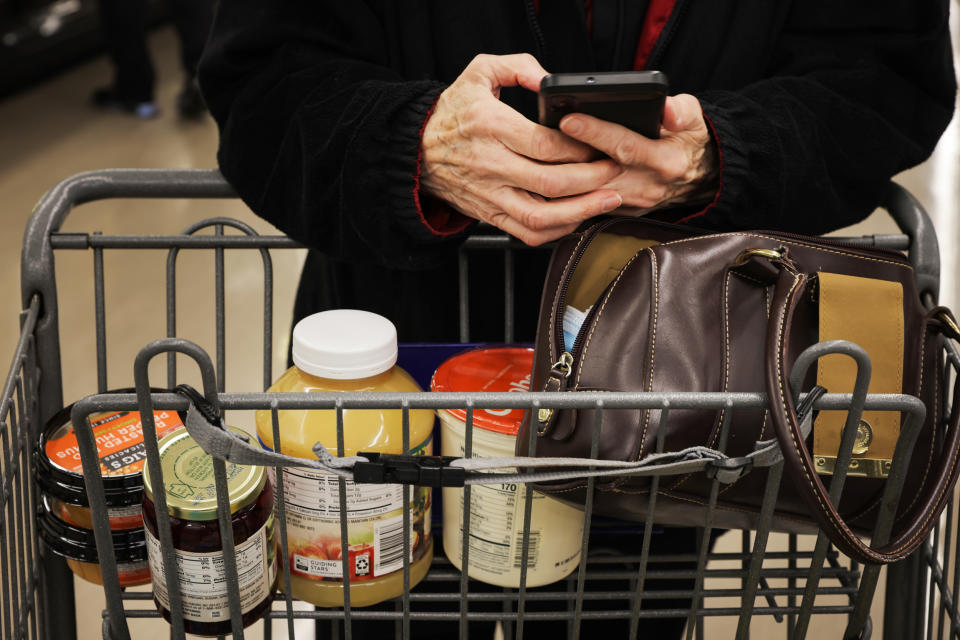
(447, 407), (811, 486)
(177, 392), (814, 487)
(181, 405), (362, 479)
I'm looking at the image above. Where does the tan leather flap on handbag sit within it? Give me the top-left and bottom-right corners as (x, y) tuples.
(567, 233), (660, 312)
(814, 272), (903, 474)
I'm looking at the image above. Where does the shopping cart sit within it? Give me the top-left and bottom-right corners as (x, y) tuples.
(4, 169), (958, 640)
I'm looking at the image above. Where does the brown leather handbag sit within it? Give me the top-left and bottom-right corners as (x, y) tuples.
(516, 216), (960, 564)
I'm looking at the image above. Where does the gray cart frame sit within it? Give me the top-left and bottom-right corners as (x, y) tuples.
(3, 169), (956, 640)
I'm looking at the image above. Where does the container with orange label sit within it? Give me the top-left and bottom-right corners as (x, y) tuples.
(432, 347), (585, 587)
(35, 392), (185, 531)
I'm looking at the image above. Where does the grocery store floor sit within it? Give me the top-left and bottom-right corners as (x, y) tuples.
(0, 16), (958, 640)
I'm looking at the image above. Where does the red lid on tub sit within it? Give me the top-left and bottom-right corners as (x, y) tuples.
(430, 347), (534, 436)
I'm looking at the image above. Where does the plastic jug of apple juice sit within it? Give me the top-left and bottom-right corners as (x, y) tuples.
(255, 310), (434, 608)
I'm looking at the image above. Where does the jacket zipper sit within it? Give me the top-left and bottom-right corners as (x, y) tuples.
(645, 0), (690, 70)
(523, 0), (546, 61)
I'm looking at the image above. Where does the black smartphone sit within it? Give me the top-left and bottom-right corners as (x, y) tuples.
(538, 70), (669, 140)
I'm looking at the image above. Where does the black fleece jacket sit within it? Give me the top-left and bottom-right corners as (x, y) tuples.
(198, 0), (955, 341)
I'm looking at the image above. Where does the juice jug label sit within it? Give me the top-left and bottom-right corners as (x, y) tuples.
(146, 516), (277, 623)
(281, 438), (432, 582)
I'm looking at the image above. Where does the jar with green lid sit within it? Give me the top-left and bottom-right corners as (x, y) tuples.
(142, 427), (277, 637)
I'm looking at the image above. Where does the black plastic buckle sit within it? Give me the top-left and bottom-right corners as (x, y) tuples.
(705, 456), (754, 483)
(353, 453), (466, 488)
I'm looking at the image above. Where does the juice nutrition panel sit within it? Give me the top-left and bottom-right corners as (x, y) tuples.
(281, 455), (431, 582)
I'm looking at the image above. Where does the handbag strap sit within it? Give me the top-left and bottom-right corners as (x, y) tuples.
(764, 266), (960, 564)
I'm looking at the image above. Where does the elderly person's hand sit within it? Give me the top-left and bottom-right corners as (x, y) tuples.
(559, 94), (719, 213)
(420, 54), (623, 246)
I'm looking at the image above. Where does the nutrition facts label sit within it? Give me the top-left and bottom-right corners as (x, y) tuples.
(457, 483), (543, 574)
(146, 521), (275, 622)
(107, 504), (142, 518)
(283, 468), (403, 518)
(273, 433), (433, 583)
(282, 467), (423, 581)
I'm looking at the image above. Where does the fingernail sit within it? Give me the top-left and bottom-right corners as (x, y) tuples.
(601, 195), (622, 212)
(563, 117), (582, 135)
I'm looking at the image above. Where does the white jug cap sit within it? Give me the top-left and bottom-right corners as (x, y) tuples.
(292, 310), (398, 379)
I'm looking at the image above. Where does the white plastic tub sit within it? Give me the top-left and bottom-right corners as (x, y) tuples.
(432, 347), (584, 588)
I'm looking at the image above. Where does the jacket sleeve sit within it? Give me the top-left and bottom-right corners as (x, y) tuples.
(197, 1), (472, 269)
(686, 1), (955, 235)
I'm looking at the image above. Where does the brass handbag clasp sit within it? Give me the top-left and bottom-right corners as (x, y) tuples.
(734, 247), (787, 265)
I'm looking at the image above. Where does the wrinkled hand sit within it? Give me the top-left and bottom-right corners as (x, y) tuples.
(420, 54), (623, 245)
(560, 94), (719, 213)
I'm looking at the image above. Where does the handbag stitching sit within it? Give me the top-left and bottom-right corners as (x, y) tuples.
(732, 271), (772, 288)
(661, 233), (912, 270)
(609, 252), (659, 492)
(612, 251), (660, 492)
(669, 269), (734, 493)
(635, 250), (660, 463)
(773, 273), (860, 554)
(758, 285), (772, 441)
(719, 272), (776, 497)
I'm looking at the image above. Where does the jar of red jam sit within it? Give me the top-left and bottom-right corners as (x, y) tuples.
(142, 427), (277, 636)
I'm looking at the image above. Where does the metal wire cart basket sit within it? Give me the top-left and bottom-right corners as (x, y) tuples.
(4, 169), (960, 640)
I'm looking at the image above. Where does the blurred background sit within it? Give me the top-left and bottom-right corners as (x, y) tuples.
(0, 2), (957, 639)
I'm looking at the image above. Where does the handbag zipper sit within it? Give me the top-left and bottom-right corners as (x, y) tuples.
(761, 230), (910, 262)
(539, 263), (623, 425)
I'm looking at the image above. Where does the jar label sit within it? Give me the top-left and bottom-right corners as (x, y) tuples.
(46, 410), (184, 477)
(281, 438), (432, 582)
(145, 516), (277, 622)
(59, 502), (143, 530)
(115, 559), (151, 587)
